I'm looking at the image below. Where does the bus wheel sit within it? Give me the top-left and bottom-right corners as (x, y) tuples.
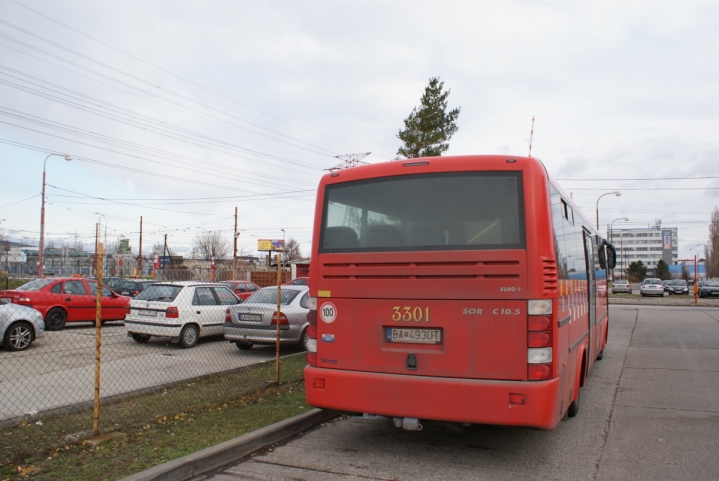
(568, 388), (581, 417)
(596, 349), (604, 361)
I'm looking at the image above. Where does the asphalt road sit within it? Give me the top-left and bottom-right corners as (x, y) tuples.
(195, 305), (719, 481)
(0, 322), (298, 423)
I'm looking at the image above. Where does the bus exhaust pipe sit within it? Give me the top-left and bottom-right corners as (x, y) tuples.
(393, 417), (423, 431)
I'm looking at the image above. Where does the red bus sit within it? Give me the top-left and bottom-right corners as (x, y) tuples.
(304, 155), (616, 431)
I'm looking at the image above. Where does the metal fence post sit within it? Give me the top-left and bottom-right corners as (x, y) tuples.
(93, 243), (104, 436)
(275, 254), (282, 384)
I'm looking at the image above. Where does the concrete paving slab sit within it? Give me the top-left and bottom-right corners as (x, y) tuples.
(596, 406), (719, 481)
(625, 346), (719, 371)
(617, 368), (719, 412)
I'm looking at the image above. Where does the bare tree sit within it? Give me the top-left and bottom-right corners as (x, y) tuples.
(284, 236), (303, 261)
(191, 231), (230, 260)
(706, 207), (719, 278)
(152, 241), (174, 257)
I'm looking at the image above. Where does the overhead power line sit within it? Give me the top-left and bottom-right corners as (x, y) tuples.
(1, 9), (360, 151)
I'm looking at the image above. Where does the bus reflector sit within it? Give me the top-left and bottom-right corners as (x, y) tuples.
(313, 378), (325, 389)
(527, 363), (552, 380)
(528, 332), (552, 348)
(528, 315), (551, 331)
(307, 352), (317, 366)
(509, 393), (526, 405)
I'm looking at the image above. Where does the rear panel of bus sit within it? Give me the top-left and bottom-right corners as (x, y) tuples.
(305, 156), (606, 429)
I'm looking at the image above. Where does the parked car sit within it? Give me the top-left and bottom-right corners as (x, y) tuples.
(1, 300), (45, 351)
(125, 281), (241, 348)
(665, 279), (689, 295)
(0, 278), (130, 330)
(699, 279), (719, 298)
(640, 278), (664, 297)
(662, 280), (673, 292)
(116, 280), (156, 298)
(687, 279), (694, 286)
(611, 279), (632, 294)
(284, 277), (309, 287)
(100, 277), (125, 290)
(219, 281), (261, 301)
(224, 286), (310, 351)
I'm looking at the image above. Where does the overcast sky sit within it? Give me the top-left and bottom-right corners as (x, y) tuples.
(0, 0), (717, 261)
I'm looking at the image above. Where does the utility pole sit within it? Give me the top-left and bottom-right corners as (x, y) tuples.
(326, 152), (371, 171)
(233, 207), (238, 274)
(137, 216), (143, 277)
(162, 233), (168, 270)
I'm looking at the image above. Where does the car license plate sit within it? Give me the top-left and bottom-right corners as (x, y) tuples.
(239, 313), (262, 322)
(386, 328), (442, 344)
(139, 310), (156, 317)
(0, 297), (11, 303)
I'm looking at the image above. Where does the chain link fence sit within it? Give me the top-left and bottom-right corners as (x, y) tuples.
(0, 268), (308, 427)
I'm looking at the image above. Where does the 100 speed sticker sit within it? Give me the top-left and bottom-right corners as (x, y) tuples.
(320, 302), (337, 323)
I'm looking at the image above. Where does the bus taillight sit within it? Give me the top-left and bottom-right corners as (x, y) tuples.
(527, 300), (553, 380)
(306, 296), (318, 366)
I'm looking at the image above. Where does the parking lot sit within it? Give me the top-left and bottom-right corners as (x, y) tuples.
(195, 305), (719, 481)
(0, 322), (300, 423)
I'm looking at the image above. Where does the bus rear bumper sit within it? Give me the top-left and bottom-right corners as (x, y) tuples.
(304, 366), (562, 431)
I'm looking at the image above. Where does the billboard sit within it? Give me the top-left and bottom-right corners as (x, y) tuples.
(258, 239), (285, 251)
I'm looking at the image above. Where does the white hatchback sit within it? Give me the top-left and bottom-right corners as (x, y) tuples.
(124, 281), (241, 348)
(639, 278), (665, 297)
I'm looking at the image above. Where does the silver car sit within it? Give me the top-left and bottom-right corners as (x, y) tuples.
(224, 286), (310, 351)
(1, 300), (45, 351)
(612, 279), (632, 294)
(640, 278), (664, 297)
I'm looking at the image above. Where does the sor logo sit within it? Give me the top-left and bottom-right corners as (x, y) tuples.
(320, 302), (337, 323)
(462, 308), (483, 315)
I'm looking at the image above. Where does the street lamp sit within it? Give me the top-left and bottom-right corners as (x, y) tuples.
(38, 154), (72, 278)
(595, 191), (621, 231)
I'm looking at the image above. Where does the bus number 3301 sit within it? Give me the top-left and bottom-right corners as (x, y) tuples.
(392, 306), (431, 322)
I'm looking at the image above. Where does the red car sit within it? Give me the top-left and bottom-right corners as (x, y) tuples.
(220, 280), (261, 301)
(284, 277), (309, 287)
(0, 277), (130, 331)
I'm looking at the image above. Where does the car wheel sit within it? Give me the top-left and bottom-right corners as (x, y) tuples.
(131, 333), (151, 343)
(568, 388), (581, 417)
(45, 308), (67, 331)
(180, 324), (199, 348)
(3, 321), (34, 351)
(300, 327), (310, 351)
(235, 342), (253, 350)
(641, 293), (646, 297)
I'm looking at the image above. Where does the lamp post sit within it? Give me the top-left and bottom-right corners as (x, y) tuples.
(595, 191), (621, 231)
(38, 154), (72, 278)
(610, 217), (628, 281)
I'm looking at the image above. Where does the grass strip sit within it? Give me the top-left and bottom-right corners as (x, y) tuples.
(1, 353), (309, 481)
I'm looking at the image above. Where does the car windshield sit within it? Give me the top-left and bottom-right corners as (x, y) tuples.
(16, 279), (55, 291)
(244, 288), (301, 305)
(616, 281), (628, 285)
(134, 284), (183, 302)
(645, 279), (661, 285)
(705, 280), (719, 287)
(671, 280), (687, 286)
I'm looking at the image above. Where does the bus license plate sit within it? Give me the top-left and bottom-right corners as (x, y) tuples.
(386, 328), (442, 344)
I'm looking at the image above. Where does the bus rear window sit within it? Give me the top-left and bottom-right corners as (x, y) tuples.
(319, 172), (525, 253)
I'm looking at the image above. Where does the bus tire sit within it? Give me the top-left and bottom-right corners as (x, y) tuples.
(596, 349), (604, 360)
(568, 388), (581, 417)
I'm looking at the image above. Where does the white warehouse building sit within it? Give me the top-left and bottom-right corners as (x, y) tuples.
(608, 225), (678, 275)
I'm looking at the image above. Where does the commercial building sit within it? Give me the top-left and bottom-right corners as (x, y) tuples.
(609, 225), (678, 276)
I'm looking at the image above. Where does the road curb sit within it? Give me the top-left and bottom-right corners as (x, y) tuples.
(118, 408), (340, 481)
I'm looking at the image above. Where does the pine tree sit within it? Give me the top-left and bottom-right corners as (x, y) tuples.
(397, 77), (460, 159)
(706, 207), (719, 278)
(655, 259), (671, 280)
